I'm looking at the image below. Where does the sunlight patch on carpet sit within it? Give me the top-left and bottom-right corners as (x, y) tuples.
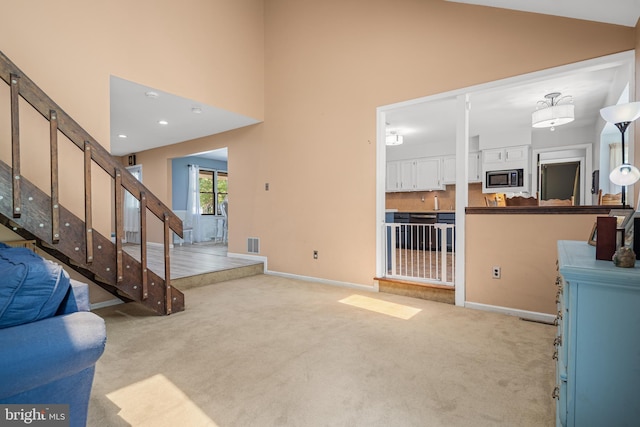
(339, 294), (421, 319)
(106, 373), (218, 427)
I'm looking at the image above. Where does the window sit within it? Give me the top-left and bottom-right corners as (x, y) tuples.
(199, 169), (228, 215)
(216, 172), (228, 215)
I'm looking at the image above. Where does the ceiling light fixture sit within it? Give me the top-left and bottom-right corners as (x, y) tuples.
(117, 134), (127, 138)
(532, 92), (574, 131)
(386, 131), (404, 146)
(600, 101), (640, 206)
(145, 91), (159, 98)
(191, 106), (202, 114)
(158, 120), (168, 125)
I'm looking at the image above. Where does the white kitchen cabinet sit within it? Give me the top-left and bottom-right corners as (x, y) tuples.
(483, 146), (529, 165)
(385, 157), (443, 191)
(442, 156), (456, 184)
(386, 161), (401, 191)
(469, 152), (481, 182)
(385, 160), (416, 191)
(415, 157), (442, 190)
(399, 160), (416, 190)
(442, 152), (481, 184)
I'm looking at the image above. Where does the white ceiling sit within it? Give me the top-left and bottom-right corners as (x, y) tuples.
(109, 1), (639, 160)
(110, 76), (258, 157)
(384, 59), (631, 149)
(446, 0), (640, 27)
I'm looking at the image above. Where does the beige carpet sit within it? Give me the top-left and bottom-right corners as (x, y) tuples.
(89, 275), (555, 427)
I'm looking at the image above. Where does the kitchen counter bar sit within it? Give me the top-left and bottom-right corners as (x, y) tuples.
(389, 210), (455, 214)
(466, 206), (616, 215)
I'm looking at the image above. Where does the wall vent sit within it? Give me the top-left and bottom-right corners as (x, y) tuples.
(247, 237), (260, 254)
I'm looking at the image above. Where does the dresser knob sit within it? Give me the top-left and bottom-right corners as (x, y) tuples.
(552, 386), (560, 400)
(552, 350), (558, 360)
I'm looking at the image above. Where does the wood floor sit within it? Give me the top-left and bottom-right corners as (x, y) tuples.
(123, 241), (262, 280)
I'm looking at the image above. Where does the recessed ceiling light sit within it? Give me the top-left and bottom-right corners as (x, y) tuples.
(118, 134), (127, 138)
(158, 120), (168, 125)
(191, 107), (202, 114)
(145, 91), (159, 98)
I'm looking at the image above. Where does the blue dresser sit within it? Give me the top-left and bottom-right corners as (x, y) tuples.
(555, 240), (640, 426)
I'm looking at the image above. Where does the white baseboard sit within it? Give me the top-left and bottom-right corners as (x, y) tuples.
(465, 301), (556, 324)
(267, 270), (378, 293)
(90, 298), (123, 311)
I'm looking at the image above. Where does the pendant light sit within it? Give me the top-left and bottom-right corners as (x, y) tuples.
(532, 92), (574, 131)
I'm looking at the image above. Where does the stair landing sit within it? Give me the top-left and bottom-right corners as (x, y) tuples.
(123, 241), (264, 291)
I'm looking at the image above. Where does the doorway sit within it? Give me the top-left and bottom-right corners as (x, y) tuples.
(124, 165), (143, 244)
(539, 161), (580, 203)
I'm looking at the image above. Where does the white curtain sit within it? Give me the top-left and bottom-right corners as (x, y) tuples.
(609, 142), (623, 194)
(186, 164), (202, 242)
(124, 166), (142, 244)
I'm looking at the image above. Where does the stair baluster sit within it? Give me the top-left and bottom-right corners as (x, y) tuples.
(49, 110), (60, 243)
(10, 73), (20, 218)
(84, 142), (94, 263)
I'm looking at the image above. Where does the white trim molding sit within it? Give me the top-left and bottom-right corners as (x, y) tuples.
(465, 301), (556, 324)
(267, 270), (379, 293)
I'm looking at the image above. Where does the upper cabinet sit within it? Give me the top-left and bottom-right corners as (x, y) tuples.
(415, 157), (442, 190)
(442, 152), (481, 184)
(386, 157), (443, 192)
(482, 146), (529, 165)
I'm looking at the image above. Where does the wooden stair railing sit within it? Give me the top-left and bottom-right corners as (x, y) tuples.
(0, 50), (184, 315)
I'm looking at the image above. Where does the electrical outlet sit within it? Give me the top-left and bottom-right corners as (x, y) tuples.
(313, 250), (318, 259)
(492, 266), (501, 279)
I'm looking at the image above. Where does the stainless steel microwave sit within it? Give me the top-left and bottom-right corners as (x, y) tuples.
(486, 169), (523, 188)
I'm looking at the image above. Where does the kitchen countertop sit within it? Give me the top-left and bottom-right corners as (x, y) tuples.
(391, 210), (455, 214)
(466, 205), (613, 214)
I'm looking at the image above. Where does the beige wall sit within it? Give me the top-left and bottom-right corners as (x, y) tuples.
(466, 213), (599, 314)
(255, 1), (633, 286)
(118, 1), (635, 288)
(0, 1), (636, 296)
(0, 0), (264, 240)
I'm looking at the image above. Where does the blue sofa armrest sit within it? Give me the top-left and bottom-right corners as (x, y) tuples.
(57, 279), (91, 314)
(0, 311), (106, 399)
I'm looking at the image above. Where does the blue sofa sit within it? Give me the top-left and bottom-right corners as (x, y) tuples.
(0, 244), (107, 427)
